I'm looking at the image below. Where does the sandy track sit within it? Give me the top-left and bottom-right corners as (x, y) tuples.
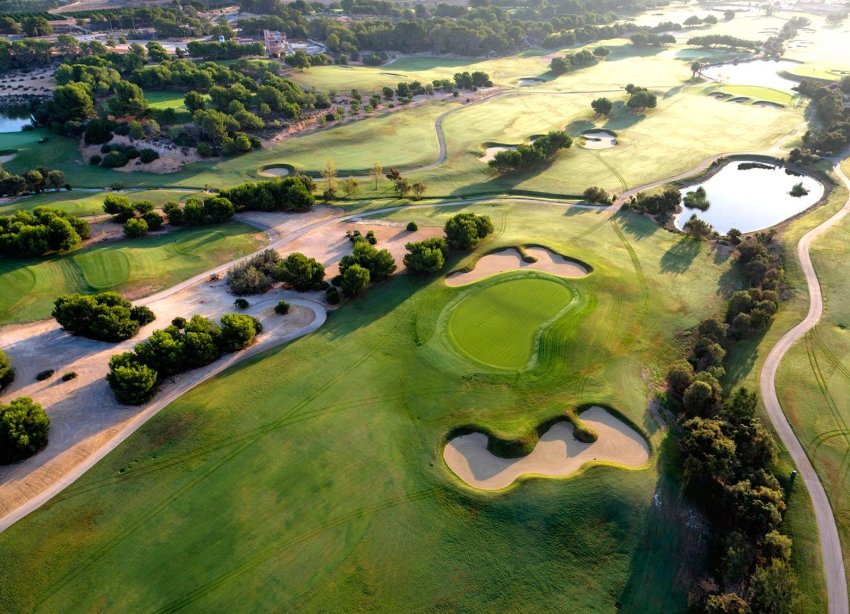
(445, 246), (588, 287)
(443, 406), (650, 491)
(759, 154), (850, 614)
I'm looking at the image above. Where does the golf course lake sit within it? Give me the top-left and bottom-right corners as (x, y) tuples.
(0, 112), (30, 132)
(701, 59), (799, 92)
(674, 160), (824, 234)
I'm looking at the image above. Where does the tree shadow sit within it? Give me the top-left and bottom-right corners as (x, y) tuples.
(660, 238), (702, 274)
(616, 210), (660, 241)
(602, 101), (646, 130)
(566, 119), (595, 135)
(605, 45), (667, 61)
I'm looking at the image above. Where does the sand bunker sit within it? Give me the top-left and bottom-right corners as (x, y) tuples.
(445, 246), (588, 287)
(0, 153), (16, 164)
(518, 78), (545, 86)
(478, 146), (516, 163)
(728, 97), (750, 104)
(259, 165), (291, 177)
(443, 406), (650, 491)
(579, 129), (618, 150)
(753, 101), (785, 109)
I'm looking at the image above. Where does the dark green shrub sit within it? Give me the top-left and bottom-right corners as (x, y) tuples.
(89, 154), (102, 166)
(444, 212), (494, 250)
(0, 397), (50, 463)
(53, 292), (155, 342)
(219, 313), (261, 351)
(107, 354), (158, 405)
(139, 148), (160, 163)
(234, 298), (249, 309)
(0, 349), (15, 390)
(36, 369), (54, 381)
(142, 211), (164, 231)
(273, 252), (325, 291)
(406, 221), (418, 231)
(101, 150), (129, 168)
(275, 300), (290, 315)
(62, 371), (78, 381)
(123, 217), (148, 237)
(326, 286), (341, 304)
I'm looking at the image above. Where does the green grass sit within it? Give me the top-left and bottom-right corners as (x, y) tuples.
(0, 223), (265, 324)
(446, 274), (577, 369)
(0, 189), (204, 217)
(0, 202), (743, 613)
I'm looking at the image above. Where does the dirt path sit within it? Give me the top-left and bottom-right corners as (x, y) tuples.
(759, 154), (850, 614)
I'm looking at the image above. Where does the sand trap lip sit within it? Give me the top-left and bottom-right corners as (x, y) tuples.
(579, 129), (618, 150)
(753, 101), (785, 109)
(259, 165), (292, 177)
(478, 145), (516, 163)
(445, 246), (588, 287)
(443, 406), (650, 491)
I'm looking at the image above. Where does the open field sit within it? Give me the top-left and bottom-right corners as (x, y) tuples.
(0, 222), (265, 324)
(0, 202), (746, 612)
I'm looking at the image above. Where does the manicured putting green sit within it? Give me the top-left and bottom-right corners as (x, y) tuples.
(447, 275), (575, 369)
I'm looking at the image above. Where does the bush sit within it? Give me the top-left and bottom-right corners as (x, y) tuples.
(406, 221), (418, 231)
(197, 142), (215, 157)
(341, 264), (370, 296)
(0, 349), (14, 390)
(326, 286), (341, 304)
(234, 298), (249, 309)
(142, 211), (164, 231)
(219, 313), (261, 351)
(53, 292), (155, 342)
(0, 397), (50, 463)
(139, 148), (160, 163)
(273, 252), (325, 291)
(404, 238), (448, 274)
(583, 186), (610, 204)
(275, 300), (290, 315)
(62, 371), (78, 381)
(226, 249), (280, 295)
(123, 217), (148, 237)
(36, 369), (54, 381)
(101, 150), (129, 168)
(89, 154), (102, 166)
(0, 207), (90, 256)
(338, 242), (396, 281)
(107, 354), (158, 405)
(444, 212), (494, 250)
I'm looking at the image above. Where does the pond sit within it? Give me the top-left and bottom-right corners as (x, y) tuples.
(0, 112), (31, 132)
(674, 160), (824, 234)
(701, 59), (800, 92)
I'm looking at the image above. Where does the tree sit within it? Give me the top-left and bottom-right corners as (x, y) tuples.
(22, 16), (52, 37)
(393, 177), (411, 199)
(591, 97), (613, 116)
(342, 177), (359, 199)
(627, 90), (657, 111)
(109, 81), (147, 117)
(444, 213), (494, 250)
(593, 46), (610, 58)
(53, 292), (154, 342)
(339, 242), (397, 280)
(321, 159), (338, 196)
(124, 218), (148, 237)
(404, 238), (448, 274)
(103, 194), (135, 222)
(370, 161), (383, 189)
(683, 380), (717, 416)
(45, 83), (95, 127)
(684, 215), (714, 240)
(681, 417), (736, 485)
(107, 353), (158, 405)
(341, 263), (370, 296)
(0, 349), (14, 390)
(724, 9), (736, 20)
(411, 182), (427, 200)
(0, 16), (20, 35)
(285, 50), (311, 71)
(219, 313), (261, 351)
(274, 252), (325, 290)
(184, 91), (206, 113)
(667, 360), (694, 396)
(691, 61), (703, 78)
(583, 186), (610, 204)
(0, 397), (50, 463)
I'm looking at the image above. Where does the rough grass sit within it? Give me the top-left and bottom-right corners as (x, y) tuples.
(446, 274), (576, 369)
(0, 189), (204, 217)
(0, 223), (265, 324)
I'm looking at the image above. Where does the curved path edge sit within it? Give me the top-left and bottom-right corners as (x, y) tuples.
(0, 300), (326, 533)
(760, 156), (850, 614)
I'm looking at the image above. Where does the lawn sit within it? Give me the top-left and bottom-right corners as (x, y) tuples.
(0, 201), (823, 612)
(446, 274), (577, 369)
(0, 222), (266, 324)
(144, 90), (195, 122)
(0, 188), (204, 217)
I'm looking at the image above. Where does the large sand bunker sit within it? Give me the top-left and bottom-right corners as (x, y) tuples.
(579, 129), (618, 150)
(259, 165), (292, 177)
(444, 406), (650, 491)
(479, 146), (516, 163)
(445, 246), (588, 287)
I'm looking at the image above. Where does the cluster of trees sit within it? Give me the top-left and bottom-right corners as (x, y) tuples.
(163, 197), (236, 227)
(625, 84), (657, 111)
(102, 195), (169, 237)
(186, 40), (265, 60)
(726, 234), (784, 338)
(0, 207), (89, 257)
(798, 78), (850, 155)
(93, 142), (160, 169)
(0, 166), (66, 197)
(629, 187), (681, 219)
(488, 130), (573, 174)
(682, 215), (715, 241)
(403, 212), (494, 275)
(226, 249), (326, 295)
(77, 5), (215, 39)
(541, 22), (634, 49)
(683, 14), (718, 26)
(106, 313), (261, 405)
(764, 16), (810, 59)
(582, 186), (611, 204)
(666, 236), (794, 609)
(337, 241), (396, 296)
(629, 32), (676, 47)
(549, 48), (600, 75)
(220, 176), (315, 212)
(686, 34), (760, 50)
(0, 397), (50, 464)
(52, 292), (156, 342)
